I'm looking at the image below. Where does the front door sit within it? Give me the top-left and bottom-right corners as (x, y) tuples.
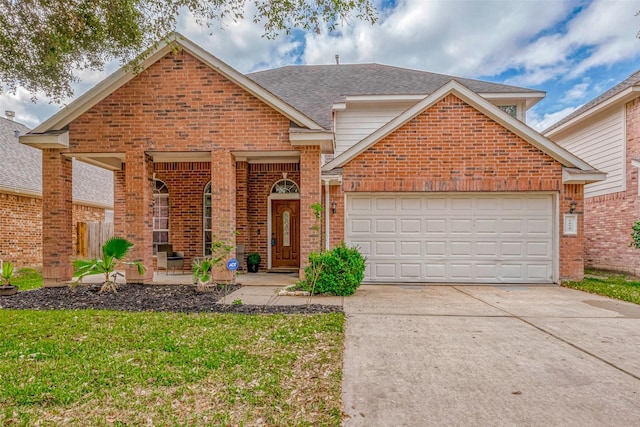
(271, 200), (300, 268)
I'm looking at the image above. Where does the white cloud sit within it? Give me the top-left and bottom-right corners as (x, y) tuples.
(561, 81), (589, 103)
(527, 105), (580, 132)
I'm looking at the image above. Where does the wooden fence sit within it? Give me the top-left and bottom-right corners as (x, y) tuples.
(77, 222), (114, 259)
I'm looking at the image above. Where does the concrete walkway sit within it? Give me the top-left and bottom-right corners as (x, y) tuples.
(342, 285), (640, 426)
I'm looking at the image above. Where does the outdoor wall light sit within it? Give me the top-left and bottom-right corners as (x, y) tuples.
(569, 201), (577, 214)
(331, 201), (337, 214)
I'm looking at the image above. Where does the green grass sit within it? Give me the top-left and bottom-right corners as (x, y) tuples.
(11, 268), (42, 291)
(0, 310), (344, 426)
(564, 269), (640, 305)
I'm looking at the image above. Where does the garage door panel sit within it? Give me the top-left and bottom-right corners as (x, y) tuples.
(400, 241), (421, 256)
(400, 263), (421, 278)
(400, 219), (421, 233)
(426, 219), (447, 233)
(375, 219), (396, 233)
(426, 241), (446, 256)
(374, 241), (396, 256)
(451, 219), (473, 234)
(346, 194), (554, 284)
(350, 219), (372, 234)
(375, 263), (397, 278)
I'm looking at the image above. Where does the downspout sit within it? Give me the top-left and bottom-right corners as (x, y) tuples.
(324, 179), (330, 250)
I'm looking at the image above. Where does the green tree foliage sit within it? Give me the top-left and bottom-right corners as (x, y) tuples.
(0, 0), (377, 101)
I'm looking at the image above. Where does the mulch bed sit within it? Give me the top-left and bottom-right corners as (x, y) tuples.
(0, 283), (342, 314)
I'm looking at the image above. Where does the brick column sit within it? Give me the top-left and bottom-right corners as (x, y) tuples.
(42, 149), (74, 286)
(124, 151), (154, 282)
(236, 161), (249, 248)
(211, 150), (236, 283)
(299, 146), (322, 277)
(113, 167), (126, 237)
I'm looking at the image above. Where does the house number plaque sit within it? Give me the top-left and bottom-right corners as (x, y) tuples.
(564, 214), (578, 236)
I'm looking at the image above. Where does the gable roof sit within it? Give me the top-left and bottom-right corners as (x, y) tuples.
(29, 33), (323, 135)
(1, 117), (113, 208)
(323, 80), (598, 176)
(249, 63), (544, 130)
(544, 70), (640, 136)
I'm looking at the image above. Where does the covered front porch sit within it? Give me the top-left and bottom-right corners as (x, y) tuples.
(33, 148), (324, 286)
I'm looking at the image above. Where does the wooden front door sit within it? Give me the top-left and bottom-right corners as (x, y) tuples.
(271, 200), (300, 268)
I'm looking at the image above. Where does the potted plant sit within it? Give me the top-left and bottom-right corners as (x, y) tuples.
(247, 253), (261, 273)
(0, 261), (18, 296)
(73, 236), (146, 293)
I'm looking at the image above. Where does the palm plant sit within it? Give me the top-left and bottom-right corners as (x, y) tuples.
(73, 237), (146, 293)
(0, 261), (15, 287)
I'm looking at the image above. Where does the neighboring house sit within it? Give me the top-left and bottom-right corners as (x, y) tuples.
(544, 71), (640, 275)
(20, 34), (603, 285)
(0, 113), (114, 267)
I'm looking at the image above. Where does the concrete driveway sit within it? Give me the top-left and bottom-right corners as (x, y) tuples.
(342, 285), (640, 426)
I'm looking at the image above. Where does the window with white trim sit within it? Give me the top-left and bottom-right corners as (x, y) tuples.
(271, 179), (300, 194)
(153, 179), (169, 254)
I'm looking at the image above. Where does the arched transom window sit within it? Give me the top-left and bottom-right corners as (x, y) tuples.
(153, 179), (169, 254)
(271, 179), (299, 194)
(203, 182), (212, 255)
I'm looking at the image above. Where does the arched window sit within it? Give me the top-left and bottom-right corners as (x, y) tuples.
(153, 179), (169, 254)
(203, 182), (212, 255)
(271, 179), (299, 194)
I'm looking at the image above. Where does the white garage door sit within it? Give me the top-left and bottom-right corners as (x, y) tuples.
(346, 193), (555, 284)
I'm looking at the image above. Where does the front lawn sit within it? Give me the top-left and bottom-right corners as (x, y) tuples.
(564, 269), (640, 305)
(0, 310), (344, 426)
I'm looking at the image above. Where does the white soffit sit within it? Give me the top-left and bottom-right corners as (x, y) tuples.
(562, 167), (607, 184)
(19, 130), (69, 149)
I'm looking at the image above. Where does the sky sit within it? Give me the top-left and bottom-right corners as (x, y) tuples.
(2, 0), (640, 132)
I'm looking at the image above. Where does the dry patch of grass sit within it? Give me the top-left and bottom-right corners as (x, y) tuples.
(0, 310), (344, 426)
(564, 269), (640, 305)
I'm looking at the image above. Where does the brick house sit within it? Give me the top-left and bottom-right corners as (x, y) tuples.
(21, 34), (603, 285)
(1, 113), (113, 267)
(544, 71), (640, 275)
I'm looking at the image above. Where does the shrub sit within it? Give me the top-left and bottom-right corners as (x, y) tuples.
(301, 243), (366, 296)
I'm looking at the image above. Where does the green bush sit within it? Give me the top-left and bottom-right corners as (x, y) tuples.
(301, 243), (366, 296)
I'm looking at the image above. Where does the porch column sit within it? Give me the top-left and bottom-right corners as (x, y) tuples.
(299, 146), (322, 277)
(124, 151), (154, 282)
(211, 149), (236, 282)
(113, 167), (126, 237)
(236, 161), (249, 248)
(42, 149), (74, 286)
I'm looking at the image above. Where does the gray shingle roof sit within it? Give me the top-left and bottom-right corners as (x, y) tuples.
(544, 70), (640, 134)
(0, 117), (113, 207)
(248, 63), (541, 129)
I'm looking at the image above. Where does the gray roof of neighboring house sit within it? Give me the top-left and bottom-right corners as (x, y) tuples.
(0, 116), (114, 208)
(544, 70), (640, 134)
(248, 63), (542, 129)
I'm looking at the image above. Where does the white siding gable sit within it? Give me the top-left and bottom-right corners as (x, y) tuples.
(334, 102), (417, 157)
(554, 107), (625, 197)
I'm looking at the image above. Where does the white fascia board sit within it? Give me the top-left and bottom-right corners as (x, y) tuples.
(19, 131), (69, 149)
(321, 174), (342, 185)
(323, 80), (592, 171)
(479, 92), (546, 110)
(31, 33), (323, 134)
(545, 87), (640, 138)
(289, 130), (334, 153)
(562, 168), (607, 184)
(344, 94), (426, 103)
(332, 103), (347, 111)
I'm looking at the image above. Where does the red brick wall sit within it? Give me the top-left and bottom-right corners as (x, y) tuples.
(321, 184), (345, 249)
(61, 50), (307, 278)
(582, 97), (640, 275)
(0, 192), (105, 268)
(341, 94), (583, 281)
